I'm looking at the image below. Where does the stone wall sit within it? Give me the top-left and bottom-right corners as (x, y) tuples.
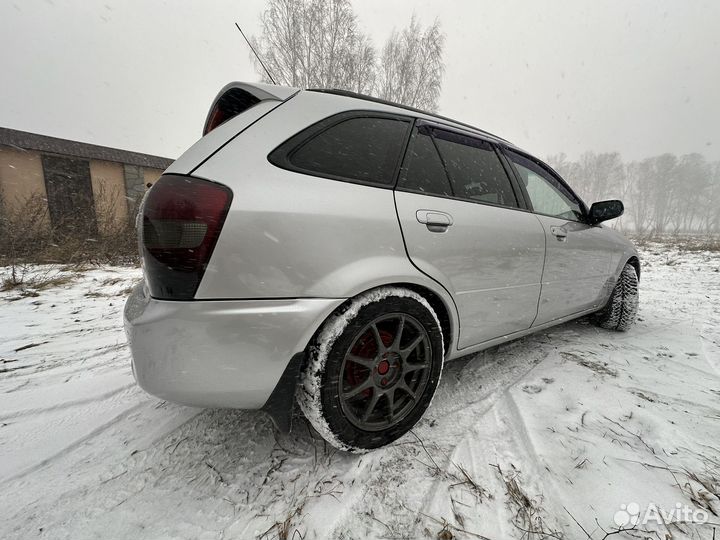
(123, 164), (146, 221)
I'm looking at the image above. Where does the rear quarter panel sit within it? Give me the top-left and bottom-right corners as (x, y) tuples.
(191, 92), (451, 302)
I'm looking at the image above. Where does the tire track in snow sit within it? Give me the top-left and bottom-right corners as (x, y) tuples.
(0, 378), (135, 421)
(320, 341), (554, 539)
(0, 400), (204, 535)
(701, 322), (720, 376)
(4, 408), (274, 540)
(0, 390), (146, 484)
(405, 352), (567, 539)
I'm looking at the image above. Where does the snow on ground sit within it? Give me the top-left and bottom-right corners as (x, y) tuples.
(1, 243), (719, 540)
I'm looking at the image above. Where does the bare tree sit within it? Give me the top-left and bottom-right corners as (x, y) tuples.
(549, 152), (630, 230)
(647, 153), (678, 234)
(250, 2), (445, 110)
(547, 151), (720, 235)
(573, 152), (625, 205)
(626, 160), (653, 234)
(672, 153), (711, 232)
(251, 0), (376, 93)
(376, 15), (445, 111)
(702, 162), (720, 233)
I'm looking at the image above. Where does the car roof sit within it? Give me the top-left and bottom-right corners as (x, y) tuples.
(307, 88), (519, 149)
(210, 82), (525, 153)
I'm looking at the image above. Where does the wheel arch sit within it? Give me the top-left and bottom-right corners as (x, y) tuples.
(300, 281), (457, 361)
(400, 283), (454, 355)
(626, 256), (641, 281)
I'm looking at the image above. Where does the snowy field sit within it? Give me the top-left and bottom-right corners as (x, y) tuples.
(1, 242), (719, 540)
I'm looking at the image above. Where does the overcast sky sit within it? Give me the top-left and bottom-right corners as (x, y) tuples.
(1, 0), (718, 162)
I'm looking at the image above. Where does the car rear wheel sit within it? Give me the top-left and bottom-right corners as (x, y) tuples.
(594, 263), (639, 331)
(297, 287), (444, 452)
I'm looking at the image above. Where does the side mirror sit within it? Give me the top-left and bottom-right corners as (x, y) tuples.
(588, 200), (624, 225)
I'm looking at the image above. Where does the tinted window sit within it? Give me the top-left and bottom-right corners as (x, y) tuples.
(433, 130), (518, 207)
(289, 116), (409, 185)
(398, 127), (453, 197)
(506, 150), (584, 220)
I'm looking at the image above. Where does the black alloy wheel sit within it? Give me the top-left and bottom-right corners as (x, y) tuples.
(298, 289), (445, 451)
(339, 313), (432, 431)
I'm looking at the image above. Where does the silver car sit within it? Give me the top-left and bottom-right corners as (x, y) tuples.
(124, 82), (639, 451)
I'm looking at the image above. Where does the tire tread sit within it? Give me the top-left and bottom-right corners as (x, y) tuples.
(596, 263), (639, 332)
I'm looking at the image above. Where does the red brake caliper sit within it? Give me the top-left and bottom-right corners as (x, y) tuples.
(346, 328), (394, 398)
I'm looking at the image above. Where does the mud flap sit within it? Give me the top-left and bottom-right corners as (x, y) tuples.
(261, 352), (305, 433)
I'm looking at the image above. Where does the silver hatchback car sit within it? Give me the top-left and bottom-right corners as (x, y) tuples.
(125, 82), (639, 451)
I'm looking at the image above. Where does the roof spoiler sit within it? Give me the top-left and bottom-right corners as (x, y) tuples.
(203, 82), (300, 135)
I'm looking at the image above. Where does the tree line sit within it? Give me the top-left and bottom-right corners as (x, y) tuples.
(548, 152), (720, 234)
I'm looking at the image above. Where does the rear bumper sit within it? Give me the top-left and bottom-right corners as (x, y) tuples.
(123, 282), (343, 409)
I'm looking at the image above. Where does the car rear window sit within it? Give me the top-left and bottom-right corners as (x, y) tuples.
(288, 116), (410, 185)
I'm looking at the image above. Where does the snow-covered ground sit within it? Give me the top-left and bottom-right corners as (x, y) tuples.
(1, 243), (719, 540)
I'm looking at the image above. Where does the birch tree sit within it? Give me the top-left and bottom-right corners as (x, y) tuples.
(376, 16), (445, 111)
(251, 1), (445, 109)
(251, 0), (376, 93)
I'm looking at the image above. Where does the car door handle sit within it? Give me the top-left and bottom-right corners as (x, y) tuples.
(551, 226), (568, 241)
(416, 210), (453, 232)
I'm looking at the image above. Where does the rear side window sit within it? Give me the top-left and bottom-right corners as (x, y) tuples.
(287, 116), (411, 185)
(433, 130), (518, 207)
(398, 127), (453, 197)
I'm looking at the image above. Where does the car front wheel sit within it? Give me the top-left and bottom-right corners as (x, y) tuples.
(594, 263), (639, 331)
(297, 287), (445, 452)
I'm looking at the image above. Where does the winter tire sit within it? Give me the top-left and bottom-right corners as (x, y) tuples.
(297, 287), (445, 452)
(594, 263), (639, 331)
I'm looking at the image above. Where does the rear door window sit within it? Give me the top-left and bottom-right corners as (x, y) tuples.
(432, 129), (518, 207)
(398, 126), (453, 197)
(399, 126), (519, 208)
(288, 116), (410, 185)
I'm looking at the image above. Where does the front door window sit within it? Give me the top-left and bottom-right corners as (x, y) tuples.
(506, 150), (584, 221)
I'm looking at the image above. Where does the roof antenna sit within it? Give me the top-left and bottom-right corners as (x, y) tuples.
(235, 22), (277, 85)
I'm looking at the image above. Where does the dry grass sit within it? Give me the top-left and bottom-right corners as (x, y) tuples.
(630, 233), (720, 252)
(258, 505), (304, 540)
(0, 187), (140, 290)
(683, 469), (720, 518)
(0, 187), (140, 269)
(560, 352), (618, 378)
(491, 464), (563, 540)
(0, 263), (77, 293)
(669, 449), (720, 518)
(0, 193), (55, 263)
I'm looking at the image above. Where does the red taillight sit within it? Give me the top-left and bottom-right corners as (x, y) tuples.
(141, 175), (232, 300)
